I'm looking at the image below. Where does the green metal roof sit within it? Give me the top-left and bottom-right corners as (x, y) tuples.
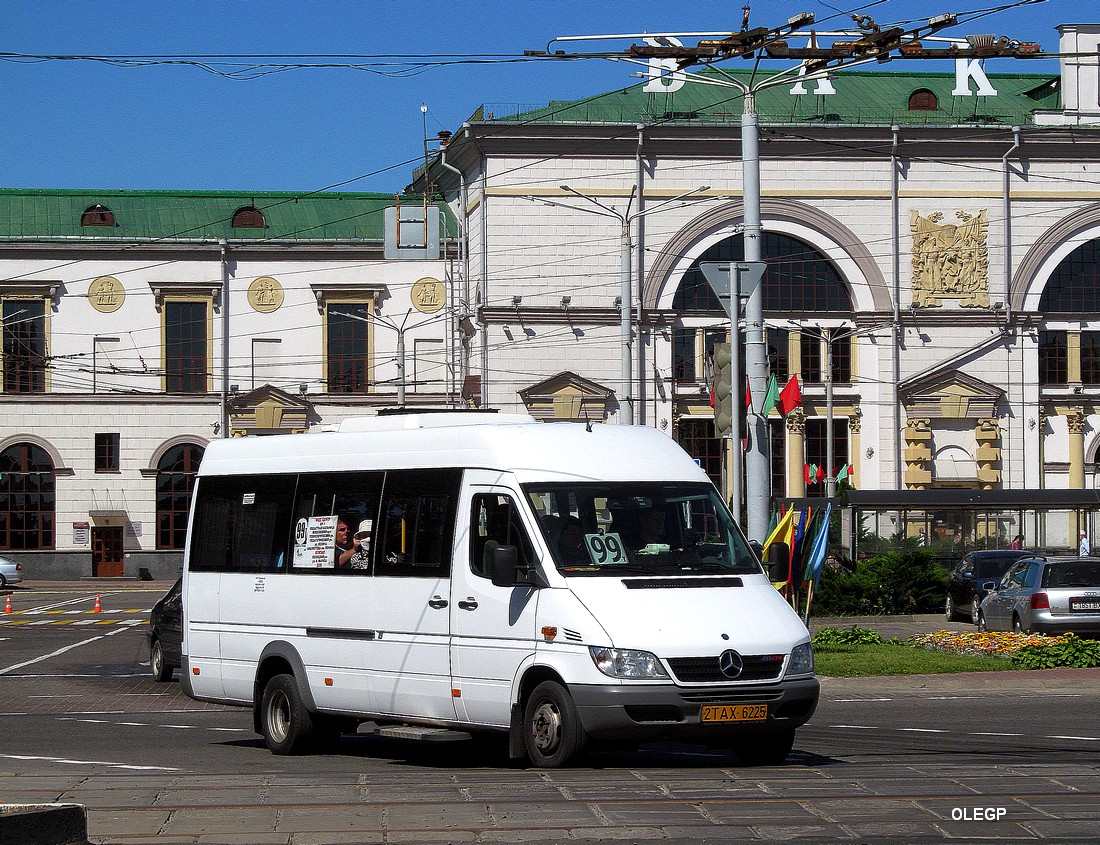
(479, 67), (1062, 128)
(0, 189), (453, 243)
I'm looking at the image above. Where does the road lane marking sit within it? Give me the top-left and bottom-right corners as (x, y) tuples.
(1048, 735), (1100, 741)
(0, 754), (179, 772)
(0, 625), (133, 674)
(822, 725), (1100, 742)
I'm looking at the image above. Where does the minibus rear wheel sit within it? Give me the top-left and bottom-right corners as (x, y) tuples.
(261, 673), (316, 755)
(523, 680), (587, 768)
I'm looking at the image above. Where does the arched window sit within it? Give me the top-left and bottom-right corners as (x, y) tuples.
(231, 206), (266, 229)
(0, 443), (55, 550)
(675, 232), (852, 313)
(81, 204), (116, 227)
(908, 89), (939, 111)
(156, 443), (204, 550)
(673, 232), (854, 496)
(1038, 239), (1100, 312)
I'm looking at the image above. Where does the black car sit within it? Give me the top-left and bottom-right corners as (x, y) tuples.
(148, 577), (182, 682)
(945, 550), (1040, 625)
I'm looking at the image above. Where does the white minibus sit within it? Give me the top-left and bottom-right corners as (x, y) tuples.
(181, 413), (818, 767)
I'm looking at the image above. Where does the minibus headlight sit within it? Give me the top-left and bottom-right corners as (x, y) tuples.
(787, 641), (815, 676)
(589, 646), (670, 679)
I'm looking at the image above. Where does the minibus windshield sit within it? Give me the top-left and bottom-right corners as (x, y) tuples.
(524, 482), (761, 576)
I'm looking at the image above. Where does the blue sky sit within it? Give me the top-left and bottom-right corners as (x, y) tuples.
(1, 0), (1069, 194)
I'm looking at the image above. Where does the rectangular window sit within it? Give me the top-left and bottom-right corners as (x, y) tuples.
(165, 300), (208, 393)
(188, 475), (297, 573)
(326, 302), (370, 393)
(805, 418), (850, 488)
(673, 329), (696, 383)
(830, 331), (852, 383)
(470, 493), (536, 579)
(377, 469), (461, 578)
(676, 418), (722, 490)
(1083, 332), (1100, 385)
(1038, 330), (1068, 386)
(291, 471), (385, 573)
(767, 328), (789, 382)
(800, 328), (822, 384)
(2, 299), (47, 394)
(770, 418), (786, 497)
(95, 433), (120, 473)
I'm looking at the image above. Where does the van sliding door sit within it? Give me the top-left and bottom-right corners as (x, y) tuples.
(369, 468), (462, 721)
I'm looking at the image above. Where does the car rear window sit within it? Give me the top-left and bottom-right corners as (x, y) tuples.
(1044, 562), (1100, 588)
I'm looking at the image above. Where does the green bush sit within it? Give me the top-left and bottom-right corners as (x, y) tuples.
(812, 625), (886, 648)
(1010, 634), (1100, 669)
(810, 548), (948, 616)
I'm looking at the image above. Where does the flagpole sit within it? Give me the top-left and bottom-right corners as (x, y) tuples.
(825, 327), (836, 498)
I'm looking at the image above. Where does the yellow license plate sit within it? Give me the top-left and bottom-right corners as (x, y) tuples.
(700, 703), (768, 723)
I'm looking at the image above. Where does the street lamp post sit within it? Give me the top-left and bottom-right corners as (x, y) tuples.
(336, 308), (419, 407)
(92, 336), (120, 394)
(626, 11), (1004, 541)
(525, 185), (711, 425)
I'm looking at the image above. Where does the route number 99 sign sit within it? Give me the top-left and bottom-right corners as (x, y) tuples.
(584, 532), (626, 565)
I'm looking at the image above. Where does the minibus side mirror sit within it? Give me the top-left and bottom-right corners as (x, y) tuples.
(490, 543), (521, 588)
(490, 543), (549, 589)
(748, 539), (764, 562)
(767, 542), (790, 582)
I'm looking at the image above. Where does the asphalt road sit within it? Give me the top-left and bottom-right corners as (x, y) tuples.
(3, 581), (1100, 845)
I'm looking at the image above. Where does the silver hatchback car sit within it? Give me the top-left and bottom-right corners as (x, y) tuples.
(978, 556), (1100, 636)
(0, 555), (24, 588)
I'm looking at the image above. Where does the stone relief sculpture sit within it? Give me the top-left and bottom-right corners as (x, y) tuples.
(910, 209), (990, 308)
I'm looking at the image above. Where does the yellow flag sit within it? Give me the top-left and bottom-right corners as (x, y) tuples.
(761, 507), (795, 558)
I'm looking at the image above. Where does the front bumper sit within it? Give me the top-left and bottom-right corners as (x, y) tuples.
(569, 676), (820, 743)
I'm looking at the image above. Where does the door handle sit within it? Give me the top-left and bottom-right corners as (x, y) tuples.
(428, 596), (448, 609)
(458, 598), (479, 611)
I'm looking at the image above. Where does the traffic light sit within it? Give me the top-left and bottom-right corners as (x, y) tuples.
(713, 342), (733, 439)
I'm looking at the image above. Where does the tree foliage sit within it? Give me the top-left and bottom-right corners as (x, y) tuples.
(810, 548), (948, 616)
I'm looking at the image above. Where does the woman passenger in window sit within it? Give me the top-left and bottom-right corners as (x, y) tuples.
(346, 520), (373, 570)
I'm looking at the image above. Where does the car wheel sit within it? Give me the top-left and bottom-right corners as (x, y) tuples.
(945, 595), (957, 622)
(970, 598), (981, 626)
(1012, 614), (1026, 634)
(735, 729), (796, 766)
(150, 638), (172, 682)
(260, 673), (317, 755)
(977, 612), (988, 632)
(0, 573), (6, 588)
(523, 680), (587, 768)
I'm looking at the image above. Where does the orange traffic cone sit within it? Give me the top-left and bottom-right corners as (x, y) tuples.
(93, 593), (102, 613)
(4, 594), (11, 614)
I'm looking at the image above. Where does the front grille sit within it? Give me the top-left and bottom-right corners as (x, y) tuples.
(679, 689), (785, 703)
(667, 653), (785, 683)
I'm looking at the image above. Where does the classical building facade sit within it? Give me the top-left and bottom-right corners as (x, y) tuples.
(0, 191), (456, 578)
(413, 24), (1100, 549)
(5, 24), (1100, 576)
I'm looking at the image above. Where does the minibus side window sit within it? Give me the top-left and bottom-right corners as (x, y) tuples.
(188, 475), (295, 573)
(470, 493), (536, 579)
(290, 472), (383, 574)
(376, 468), (461, 578)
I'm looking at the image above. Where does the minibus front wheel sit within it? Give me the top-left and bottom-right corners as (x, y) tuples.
(523, 680), (587, 768)
(261, 673), (316, 755)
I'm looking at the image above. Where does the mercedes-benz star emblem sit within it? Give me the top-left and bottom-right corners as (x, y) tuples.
(718, 649), (744, 679)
